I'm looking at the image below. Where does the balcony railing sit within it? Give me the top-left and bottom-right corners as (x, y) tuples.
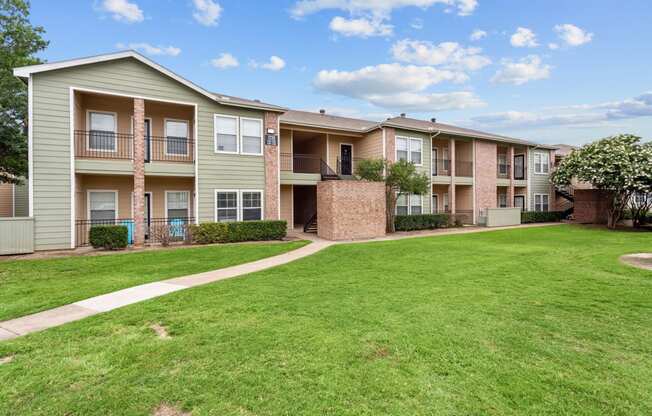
(280, 153), (321, 174)
(75, 217), (194, 247)
(432, 158), (451, 176)
(74, 130), (194, 163)
(455, 160), (474, 177)
(337, 157), (362, 176)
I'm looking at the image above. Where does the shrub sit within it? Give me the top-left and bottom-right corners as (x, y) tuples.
(89, 225), (128, 250)
(521, 211), (564, 224)
(395, 214), (449, 231)
(190, 220), (287, 244)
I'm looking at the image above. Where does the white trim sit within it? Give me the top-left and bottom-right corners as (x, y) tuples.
(214, 189), (265, 222)
(86, 109), (118, 152)
(326, 133), (330, 166)
(239, 117), (264, 156)
(533, 151), (550, 175)
(395, 135), (423, 166)
(214, 189), (240, 222)
(241, 189), (264, 221)
(396, 192), (424, 216)
(338, 142), (354, 175)
(28, 76), (33, 218)
(87, 190), (119, 222)
(163, 118), (190, 156)
(72, 86), (197, 107)
(534, 193), (550, 212)
(69, 87), (75, 247)
(214, 114), (239, 154)
(165, 190), (191, 220)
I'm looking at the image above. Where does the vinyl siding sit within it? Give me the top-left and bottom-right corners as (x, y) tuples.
(528, 149), (554, 211)
(31, 57), (267, 249)
(395, 129), (431, 214)
(14, 183), (29, 217)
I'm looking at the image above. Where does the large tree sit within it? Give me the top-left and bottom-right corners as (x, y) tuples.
(356, 158), (429, 233)
(551, 134), (652, 229)
(0, 0), (48, 184)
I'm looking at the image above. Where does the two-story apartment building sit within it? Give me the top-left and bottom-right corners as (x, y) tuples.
(13, 51), (556, 251)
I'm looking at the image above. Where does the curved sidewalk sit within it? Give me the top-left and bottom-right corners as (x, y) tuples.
(0, 222), (561, 342)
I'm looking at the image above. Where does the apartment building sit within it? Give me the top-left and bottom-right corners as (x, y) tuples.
(12, 51), (556, 251)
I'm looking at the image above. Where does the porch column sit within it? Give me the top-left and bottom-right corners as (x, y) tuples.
(449, 138), (456, 214)
(264, 112), (280, 220)
(507, 145), (515, 207)
(133, 98), (145, 246)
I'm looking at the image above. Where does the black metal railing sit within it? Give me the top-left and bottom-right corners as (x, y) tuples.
(74, 130), (194, 163)
(75, 218), (135, 247)
(337, 157), (362, 176)
(292, 153), (322, 174)
(455, 160), (474, 177)
(76, 217), (195, 247)
(431, 159), (451, 176)
(320, 158), (339, 179)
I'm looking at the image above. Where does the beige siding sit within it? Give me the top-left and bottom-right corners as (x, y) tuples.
(327, 134), (357, 170)
(395, 129), (431, 214)
(357, 129), (383, 160)
(280, 185), (293, 226)
(32, 57), (268, 249)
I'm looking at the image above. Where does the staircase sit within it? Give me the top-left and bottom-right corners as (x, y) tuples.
(303, 213), (318, 233)
(555, 186), (575, 219)
(320, 159), (340, 181)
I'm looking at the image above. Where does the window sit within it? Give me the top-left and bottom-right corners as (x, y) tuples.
(443, 193), (449, 212)
(498, 193), (507, 208)
(89, 191), (117, 223)
(242, 191), (263, 221)
(215, 115), (238, 153)
(396, 137), (423, 165)
(443, 148), (450, 172)
(166, 191), (189, 219)
(410, 194), (422, 215)
(216, 191), (238, 222)
(241, 118), (263, 155)
(534, 152), (550, 174)
(88, 111), (116, 151)
(165, 120), (188, 156)
(396, 194), (409, 216)
(498, 154), (508, 175)
(396, 193), (422, 215)
(535, 194), (549, 212)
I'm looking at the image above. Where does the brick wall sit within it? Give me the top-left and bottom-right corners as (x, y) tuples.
(474, 140), (497, 218)
(317, 180), (386, 240)
(574, 189), (612, 224)
(133, 98), (145, 246)
(264, 112), (280, 220)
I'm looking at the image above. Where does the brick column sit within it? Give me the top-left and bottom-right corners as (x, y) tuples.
(133, 98), (145, 246)
(264, 112), (280, 220)
(449, 138), (456, 214)
(507, 145), (515, 207)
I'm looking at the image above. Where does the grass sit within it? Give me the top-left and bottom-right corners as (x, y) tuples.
(0, 240), (309, 321)
(1, 225), (651, 415)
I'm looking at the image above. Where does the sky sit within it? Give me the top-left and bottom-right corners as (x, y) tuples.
(29, 0), (652, 145)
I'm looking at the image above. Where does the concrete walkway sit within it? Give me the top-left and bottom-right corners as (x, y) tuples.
(0, 222), (562, 342)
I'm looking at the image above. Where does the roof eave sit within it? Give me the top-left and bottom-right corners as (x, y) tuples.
(279, 120), (376, 134)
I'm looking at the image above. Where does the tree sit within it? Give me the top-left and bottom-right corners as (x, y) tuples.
(0, 0), (48, 184)
(356, 158), (429, 233)
(551, 135), (652, 229)
(630, 192), (652, 228)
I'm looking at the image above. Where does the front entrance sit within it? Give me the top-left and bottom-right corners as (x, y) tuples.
(514, 195), (525, 211)
(432, 194), (438, 213)
(514, 154), (525, 180)
(340, 144), (352, 176)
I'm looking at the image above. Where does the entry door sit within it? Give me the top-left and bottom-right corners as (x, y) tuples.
(432, 148), (438, 176)
(432, 194), (439, 213)
(514, 195), (525, 211)
(144, 193), (152, 239)
(144, 119), (152, 162)
(340, 144), (352, 175)
(514, 154), (525, 180)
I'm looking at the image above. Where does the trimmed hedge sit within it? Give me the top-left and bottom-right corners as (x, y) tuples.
(521, 211), (564, 224)
(89, 225), (129, 250)
(395, 214), (450, 231)
(189, 220), (287, 244)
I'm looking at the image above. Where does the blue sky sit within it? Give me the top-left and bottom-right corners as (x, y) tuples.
(30, 0), (652, 145)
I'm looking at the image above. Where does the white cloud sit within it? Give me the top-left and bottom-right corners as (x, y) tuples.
(470, 29), (487, 41)
(554, 24), (593, 46)
(329, 16), (393, 37)
(251, 56), (287, 71)
(99, 0), (143, 23)
(548, 42), (559, 50)
(313, 63), (482, 111)
(411, 18), (424, 30)
(391, 39), (491, 71)
(510, 27), (538, 48)
(290, 0), (479, 19)
(211, 53), (239, 69)
(491, 55), (551, 85)
(192, 0), (222, 26)
(115, 43), (181, 56)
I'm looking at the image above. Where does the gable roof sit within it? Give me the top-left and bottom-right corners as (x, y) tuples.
(280, 110), (379, 132)
(13, 50), (286, 113)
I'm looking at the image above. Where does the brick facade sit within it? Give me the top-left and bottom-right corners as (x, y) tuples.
(474, 140), (498, 220)
(264, 112), (280, 220)
(507, 145), (514, 207)
(317, 180), (386, 240)
(133, 98), (145, 246)
(449, 138), (456, 213)
(574, 189), (612, 224)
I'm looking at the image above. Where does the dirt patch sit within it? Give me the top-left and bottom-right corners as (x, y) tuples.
(0, 355), (15, 365)
(365, 344), (391, 361)
(620, 253), (652, 271)
(150, 324), (170, 339)
(152, 404), (190, 416)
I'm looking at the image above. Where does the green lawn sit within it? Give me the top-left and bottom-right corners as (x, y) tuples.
(1, 225), (651, 415)
(0, 241), (308, 321)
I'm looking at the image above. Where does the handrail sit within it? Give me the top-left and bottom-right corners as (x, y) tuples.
(303, 212), (317, 233)
(320, 158), (339, 179)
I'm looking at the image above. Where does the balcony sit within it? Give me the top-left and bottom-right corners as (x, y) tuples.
(75, 217), (195, 247)
(336, 157), (362, 176)
(455, 160), (474, 177)
(74, 130), (194, 163)
(432, 158), (451, 176)
(280, 153), (340, 182)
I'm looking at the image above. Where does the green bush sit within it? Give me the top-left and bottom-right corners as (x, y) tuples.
(89, 225), (128, 250)
(190, 220), (287, 244)
(521, 211), (564, 224)
(395, 214), (450, 231)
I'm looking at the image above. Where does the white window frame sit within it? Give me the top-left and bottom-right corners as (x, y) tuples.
(164, 118), (190, 157)
(534, 193), (550, 212)
(87, 189), (118, 222)
(165, 190), (191, 220)
(395, 136), (423, 166)
(241, 189), (264, 221)
(498, 192), (508, 208)
(534, 152), (550, 175)
(86, 110), (118, 152)
(239, 117), (264, 156)
(214, 189), (241, 222)
(214, 114), (240, 155)
(395, 193), (423, 216)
